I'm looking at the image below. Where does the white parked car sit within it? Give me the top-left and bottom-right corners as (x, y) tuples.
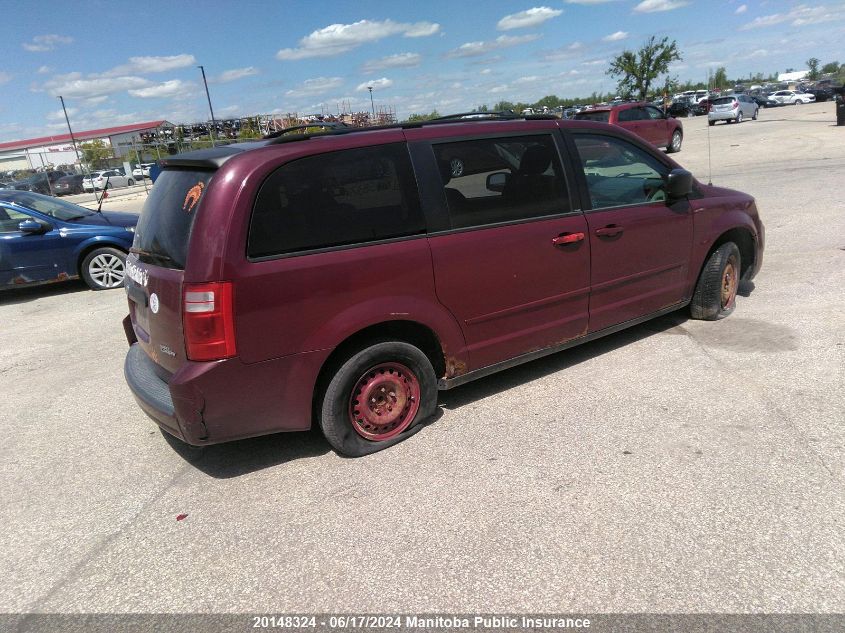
(82, 169), (134, 192)
(132, 163), (154, 179)
(769, 90), (815, 105)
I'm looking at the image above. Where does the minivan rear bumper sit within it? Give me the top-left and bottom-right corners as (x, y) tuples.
(124, 343), (186, 440)
(123, 340), (329, 446)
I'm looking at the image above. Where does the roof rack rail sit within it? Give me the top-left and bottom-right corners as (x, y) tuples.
(261, 111), (563, 145)
(263, 122), (351, 140)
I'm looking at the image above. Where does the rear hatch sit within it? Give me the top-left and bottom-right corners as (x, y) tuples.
(712, 97), (736, 112)
(126, 168), (214, 374)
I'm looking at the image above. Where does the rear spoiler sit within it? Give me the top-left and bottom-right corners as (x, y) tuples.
(158, 141), (269, 169)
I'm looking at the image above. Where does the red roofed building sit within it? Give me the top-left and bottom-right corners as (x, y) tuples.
(0, 120), (174, 172)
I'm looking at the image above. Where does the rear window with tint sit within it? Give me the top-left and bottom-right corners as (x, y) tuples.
(248, 143), (424, 258)
(713, 97), (735, 105)
(573, 111), (611, 122)
(133, 169), (213, 269)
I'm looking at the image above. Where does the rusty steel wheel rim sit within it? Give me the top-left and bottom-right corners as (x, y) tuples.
(348, 362), (421, 441)
(721, 257), (738, 309)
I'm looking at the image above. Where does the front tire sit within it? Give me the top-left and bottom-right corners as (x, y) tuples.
(690, 242), (741, 321)
(319, 341), (437, 456)
(127, 179), (134, 186)
(794, 99), (801, 105)
(80, 247), (127, 290)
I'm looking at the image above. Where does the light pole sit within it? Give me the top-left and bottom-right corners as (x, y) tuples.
(198, 65), (217, 147)
(367, 86), (375, 122)
(58, 95), (83, 169)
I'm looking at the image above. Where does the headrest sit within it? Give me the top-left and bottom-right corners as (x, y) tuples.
(519, 145), (552, 175)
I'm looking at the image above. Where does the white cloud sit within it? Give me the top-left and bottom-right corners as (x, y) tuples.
(735, 4), (747, 14)
(217, 105), (241, 116)
(276, 19), (440, 60)
(129, 79), (188, 98)
(513, 75), (542, 85)
(214, 67), (259, 83)
(565, 0), (621, 4)
(583, 58), (606, 66)
(46, 107), (77, 121)
(542, 41), (584, 61)
(43, 72), (151, 98)
(356, 78), (394, 91)
(0, 72), (11, 85)
(750, 49), (768, 58)
(82, 95), (109, 106)
(497, 7), (563, 30)
(446, 34), (541, 58)
(362, 52), (421, 73)
(22, 34), (73, 52)
(480, 68), (492, 75)
(633, 0), (689, 13)
(105, 54), (197, 76)
(602, 31), (629, 41)
(285, 77), (344, 97)
(740, 4), (845, 29)
(37, 66), (51, 74)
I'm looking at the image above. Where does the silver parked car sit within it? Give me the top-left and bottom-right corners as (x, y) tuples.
(708, 94), (759, 125)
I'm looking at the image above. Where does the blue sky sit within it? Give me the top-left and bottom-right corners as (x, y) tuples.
(1, 0), (843, 142)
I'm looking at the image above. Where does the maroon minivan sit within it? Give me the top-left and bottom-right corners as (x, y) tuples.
(123, 115), (763, 456)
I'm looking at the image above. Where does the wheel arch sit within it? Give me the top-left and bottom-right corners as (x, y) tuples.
(311, 319), (447, 424)
(74, 237), (130, 276)
(701, 227), (756, 281)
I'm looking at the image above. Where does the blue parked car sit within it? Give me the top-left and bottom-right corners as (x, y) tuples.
(0, 190), (137, 291)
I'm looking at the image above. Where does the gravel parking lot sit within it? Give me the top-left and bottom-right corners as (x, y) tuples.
(1, 103), (843, 615)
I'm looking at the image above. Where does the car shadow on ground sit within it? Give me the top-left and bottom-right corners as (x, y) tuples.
(161, 427), (332, 478)
(439, 310), (691, 410)
(169, 310), (693, 477)
(0, 279), (90, 305)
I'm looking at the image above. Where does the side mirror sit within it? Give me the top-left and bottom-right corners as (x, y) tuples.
(666, 168), (693, 199)
(19, 219), (48, 234)
(486, 171), (509, 193)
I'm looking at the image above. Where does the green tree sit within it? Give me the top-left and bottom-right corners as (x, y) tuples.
(821, 61), (840, 75)
(79, 139), (112, 168)
(806, 57), (821, 80)
(493, 100), (515, 112)
(405, 110), (440, 122)
(607, 36), (682, 101)
(535, 95), (562, 110)
(238, 118), (261, 139)
(712, 66), (728, 89)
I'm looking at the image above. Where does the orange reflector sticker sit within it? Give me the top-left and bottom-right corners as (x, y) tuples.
(183, 182), (205, 213)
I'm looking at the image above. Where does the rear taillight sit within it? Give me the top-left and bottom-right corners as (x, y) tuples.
(183, 282), (236, 361)
(733, 100), (739, 109)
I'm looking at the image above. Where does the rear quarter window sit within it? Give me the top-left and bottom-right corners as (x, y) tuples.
(248, 143), (424, 258)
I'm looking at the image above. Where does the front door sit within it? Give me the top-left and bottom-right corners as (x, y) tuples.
(0, 207), (65, 285)
(570, 132), (693, 332)
(415, 131), (591, 370)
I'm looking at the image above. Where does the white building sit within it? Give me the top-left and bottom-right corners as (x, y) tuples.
(0, 120), (173, 172)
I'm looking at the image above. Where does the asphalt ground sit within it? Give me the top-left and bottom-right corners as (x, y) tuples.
(1, 102), (843, 615)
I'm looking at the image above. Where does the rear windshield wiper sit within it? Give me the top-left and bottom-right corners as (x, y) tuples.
(130, 247), (177, 266)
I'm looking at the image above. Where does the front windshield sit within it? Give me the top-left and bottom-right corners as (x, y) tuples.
(3, 192), (94, 220)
